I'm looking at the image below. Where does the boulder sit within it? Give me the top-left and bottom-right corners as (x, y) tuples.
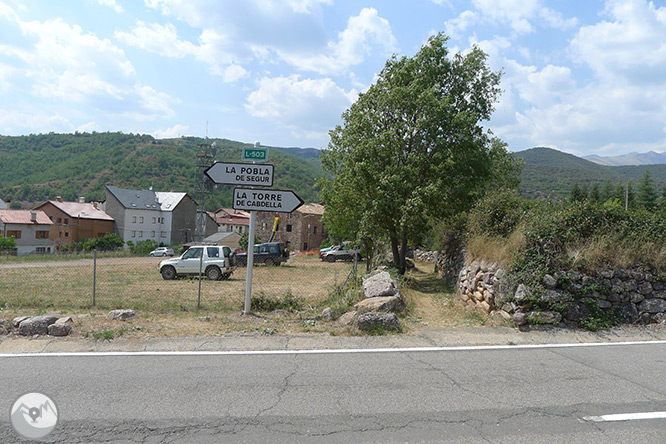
(357, 312), (401, 331)
(321, 308), (335, 321)
(107, 309), (136, 321)
(512, 312), (527, 326)
(514, 284), (531, 303)
(338, 311), (357, 326)
(565, 302), (589, 322)
(638, 299), (666, 314)
(12, 316), (30, 328)
(597, 300), (612, 309)
(363, 271), (399, 298)
(18, 315), (58, 336)
(541, 290), (573, 304)
(354, 296), (402, 314)
(526, 311), (562, 325)
(542, 274), (557, 289)
(615, 302), (639, 323)
(48, 323), (72, 337)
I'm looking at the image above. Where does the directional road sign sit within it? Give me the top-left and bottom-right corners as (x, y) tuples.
(242, 146), (269, 162)
(205, 162), (274, 187)
(233, 188), (304, 213)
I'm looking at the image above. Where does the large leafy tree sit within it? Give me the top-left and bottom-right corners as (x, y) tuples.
(320, 33), (519, 274)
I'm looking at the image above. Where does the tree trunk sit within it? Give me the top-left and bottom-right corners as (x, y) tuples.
(398, 236), (408, 275)
(390, 235), (401, 272)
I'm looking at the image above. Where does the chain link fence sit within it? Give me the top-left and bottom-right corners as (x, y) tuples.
(0, 250), (358, 314)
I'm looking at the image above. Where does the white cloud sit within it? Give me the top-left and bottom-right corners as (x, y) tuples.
(223, 65), (247, 83)
(76, 121), (102, 133)
(287, 0), (332, 14)
(152, 124), (189, 138)
(0, 108), (69, 134)
(96, 0), (123, 13)
(245, 75), (355, 139)
(445, 10), (479, 40)
(279, 8), (397, 75)
(115, 22), (198, 58)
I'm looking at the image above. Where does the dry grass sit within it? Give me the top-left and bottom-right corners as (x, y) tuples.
(466, 230), (524, 267)
(566, 237), (666, 272)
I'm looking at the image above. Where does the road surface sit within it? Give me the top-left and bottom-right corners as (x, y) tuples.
(1, 342), (665, 443)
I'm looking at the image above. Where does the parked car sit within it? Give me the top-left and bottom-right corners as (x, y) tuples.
(318, 244), (339, 259)
(237, 242), (289, 266)
(149, 247), (175, 257)
(158, 245), (236, 280)
(321, 244), (361, 262)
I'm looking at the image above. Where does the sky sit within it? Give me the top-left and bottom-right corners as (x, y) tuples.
(0, 0), (665, 157)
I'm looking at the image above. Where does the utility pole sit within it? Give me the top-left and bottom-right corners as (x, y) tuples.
(195, 130), (216, 242)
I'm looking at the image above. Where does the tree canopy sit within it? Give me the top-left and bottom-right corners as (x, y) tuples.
(319, 33), (520, 274)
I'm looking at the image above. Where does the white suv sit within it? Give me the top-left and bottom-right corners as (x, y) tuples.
(158, 245), (236, 280)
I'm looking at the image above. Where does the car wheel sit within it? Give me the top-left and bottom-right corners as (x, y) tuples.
(326, 255), (336, 262)
(206, 266), (222, 281)
(161, 266), (176, 280)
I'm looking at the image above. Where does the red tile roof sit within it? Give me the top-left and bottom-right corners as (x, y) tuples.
(36, 201), (114, 221)
(0, 209), (53, 225)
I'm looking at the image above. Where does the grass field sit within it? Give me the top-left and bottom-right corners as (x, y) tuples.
(0, 254), (354, 313)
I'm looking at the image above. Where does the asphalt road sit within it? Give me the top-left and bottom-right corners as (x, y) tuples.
(1, 342), (666, 443)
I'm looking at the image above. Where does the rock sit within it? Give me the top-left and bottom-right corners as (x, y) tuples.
(527, 311), (562, 325)
(495, 268), (506, 281)
(363, 272), (398, 298)
(638, 312), (652, 325)
(599, 269), (614, 279)
(107, 309), (136, 321)
(478, 301), (491, 314)
(498, 310), (512, 322)
(514, 284), (531, 303)
(321, 308), (334, 321)
(597, 300), (612, 309)
(638, 298), (666, 314)
(338, 311), (357, 326)
(565, 302), (590, 322)
(615, 268), (630, 280)
(47, 323), (72, 337)
(652, 313), (666, 324)
(638, 281), (653, 295)
(357, 312), (401, 331)
(630, 292), (645, 304)
(624, 280), (638, 292)
(653, 291), (666, 299)
(543, 274), (557, 289)
(354, 296), (401, 314)
(541, 290), (573, 304)
(513, 312), (527, 326)
(12, 316), (30, 328)
(197, 316), (211, 322)
(18, 316), (58, 336)
(501, 302), (518, 314)
(56, 316), (74, 324)
(614, 302), (639, 323)
(607, 293), (623, 303)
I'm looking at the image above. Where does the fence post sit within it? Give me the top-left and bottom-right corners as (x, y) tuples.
(92, 249), (97, 307)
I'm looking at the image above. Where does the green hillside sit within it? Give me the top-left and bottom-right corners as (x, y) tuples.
(0, 132), (325, 210)
(516, 147), (666, 200)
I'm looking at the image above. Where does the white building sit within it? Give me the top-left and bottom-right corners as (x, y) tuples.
(0, 209), (54, 255)
(103, 186), (198, 246)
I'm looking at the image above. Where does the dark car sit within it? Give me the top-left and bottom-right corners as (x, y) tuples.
(237, 242), (289, 266)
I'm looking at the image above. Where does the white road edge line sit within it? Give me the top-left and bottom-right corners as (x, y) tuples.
(1, 340), (666, 358)
(583, 412), (666, 422)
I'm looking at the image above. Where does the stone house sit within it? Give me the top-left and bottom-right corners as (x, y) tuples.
(34, 197), (114, 248)
(0, 209), (54, 255)
(214, 208), (250, 235)
(255, 203), (326, 251)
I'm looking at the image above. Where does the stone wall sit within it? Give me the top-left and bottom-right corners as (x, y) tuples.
(457, 259), (666, 326)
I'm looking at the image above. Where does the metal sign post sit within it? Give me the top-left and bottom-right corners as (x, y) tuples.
(244, 211), (256, 314)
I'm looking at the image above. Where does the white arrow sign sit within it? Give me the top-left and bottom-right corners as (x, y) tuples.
(233, 188), (304, 213)
(205, 162), (274, 187)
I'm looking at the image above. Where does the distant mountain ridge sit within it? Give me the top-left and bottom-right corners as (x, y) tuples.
(516, 147), (666, 200)
(584, 151), (666, 166)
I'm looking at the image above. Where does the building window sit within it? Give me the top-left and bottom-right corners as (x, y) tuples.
(138, 231), (143, 238)
(35, 231), (49, 239)
(313, 226), (317, 234)
(36, 247), (47, 254)
(132, 216), (137, 223)
(160, 231), (167, 238)
(151, 231), (155, 238)
(64, 219), (68, 225)
(64, 232), (69, 238)
(286, 224), (292, 232)
(57, 218), (62, 223)
(7, 230), (21, 239)
(152, 217), (156, 224)
(140, 216), (144, 223)
(131, 231), (136, 238)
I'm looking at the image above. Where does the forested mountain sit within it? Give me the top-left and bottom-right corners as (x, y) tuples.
(517, 147), (666, 200)
(0, 132), (325, 210)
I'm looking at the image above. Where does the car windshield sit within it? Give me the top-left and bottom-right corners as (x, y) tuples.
(182, 247), (202, 259)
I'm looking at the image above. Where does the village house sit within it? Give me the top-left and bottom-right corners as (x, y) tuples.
(103, 186), (198, 246)
(214, 208), (250, 235)
(255, 203), (326, 251)
(0, 209), (54, 255)
(34, 197), (114, 248)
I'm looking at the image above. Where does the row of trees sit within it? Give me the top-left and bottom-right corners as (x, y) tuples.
(570, 170), (666, 211)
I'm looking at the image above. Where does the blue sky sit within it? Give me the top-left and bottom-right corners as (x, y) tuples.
(1, 0), (665, 157)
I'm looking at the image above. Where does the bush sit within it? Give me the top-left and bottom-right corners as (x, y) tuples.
(127, 239), (159, 256)
(251, 291), (303, 312)
(61, 233), (123, 252)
